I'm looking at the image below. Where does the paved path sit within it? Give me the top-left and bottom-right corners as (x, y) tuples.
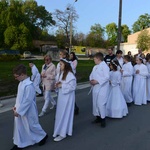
(1, 84), (150, 150)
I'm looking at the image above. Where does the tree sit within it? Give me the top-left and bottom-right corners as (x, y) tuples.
(53, 4), (78, 46)
(132, 13), (150, 33)
(55, 28), (66, 48)
(137, 29), (150, 51)
(121, 24), (131, 42)
(86, 23), (105, 47)
(105, 22), (117, 46)
(74, 32), (86, 46)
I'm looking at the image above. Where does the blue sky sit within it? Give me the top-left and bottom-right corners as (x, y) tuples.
(36, 0), (150, 34)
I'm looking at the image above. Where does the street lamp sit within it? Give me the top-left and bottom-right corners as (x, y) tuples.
(117, 0), (122, 50)
(67, 0), (78, 54)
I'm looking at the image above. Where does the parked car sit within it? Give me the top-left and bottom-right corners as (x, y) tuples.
(23, 51), (31, 58)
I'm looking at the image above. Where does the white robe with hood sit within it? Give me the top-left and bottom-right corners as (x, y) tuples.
(13, 77), (46, 148)
(89, 61), (110, 119)
(133, 64), (148, 105)
(53, 72), (76, 138)
(31, 65), (41, 94)
(121, 62), (134, 103)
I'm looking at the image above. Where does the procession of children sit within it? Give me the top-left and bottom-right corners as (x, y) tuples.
(10, 48), (150, 150)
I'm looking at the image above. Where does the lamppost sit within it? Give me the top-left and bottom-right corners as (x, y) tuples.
(67, 0), (78, 54)
(117, 0), (122, 50)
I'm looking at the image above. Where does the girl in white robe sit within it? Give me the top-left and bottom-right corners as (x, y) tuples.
(146, 56), (150, 101)
(106, 61), (128, 118)
(120, 55), (134, 105)
(89, 52), (110, 127)
(133, 56), (148, 105)
(11, 64), (48, 150)
(53, 59), (76, 142)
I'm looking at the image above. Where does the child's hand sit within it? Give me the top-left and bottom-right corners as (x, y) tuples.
(136, 70), (139, 74)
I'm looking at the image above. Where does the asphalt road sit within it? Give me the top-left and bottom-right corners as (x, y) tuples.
(1, 87), (150, 150)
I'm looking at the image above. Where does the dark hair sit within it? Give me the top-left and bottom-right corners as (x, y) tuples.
(116, 50), (123, 55)
(146, 53), (150, 61)
(124, 55), (131, 62)
(70, 52), (77, 61)
(60, 59), (74, 80)
(110, 60), (119, 71)
(59, 49), (69, 59)
(13, 64), (27, 75)
(94, 52), (104, 61)
(128, 51), (131, 55)
(108, 46), (114, 51)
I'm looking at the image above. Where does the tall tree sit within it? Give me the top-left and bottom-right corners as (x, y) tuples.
(121, 24), (131, 42)
(86, 23), (105, 47)
(137, 29), (150, 51)
(132, 13), (150, 33)
(53, 4), (78, 46)
(105, 22), (117, 46)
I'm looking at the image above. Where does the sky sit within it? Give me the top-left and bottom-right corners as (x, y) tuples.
(36, 0), (150, 34)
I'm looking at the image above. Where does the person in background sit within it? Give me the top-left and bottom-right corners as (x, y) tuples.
(133, 56), (148, 105)
(39, 54), (56, 117)
(146, 54), (150, 101)
(29, 61), (43, 97)
(114, 50), (124, 69)
(70, 52), (79, 115)
(89, 52), (110, 127)
(141, 53), (146, 64)
(11, 64), (48, 150)
(120, 55), (134, 106)
(127, 51), (135, 66)
(53, 59), (76, 142)
(104, 47), (116, 66)
(106, 60), (128, 118)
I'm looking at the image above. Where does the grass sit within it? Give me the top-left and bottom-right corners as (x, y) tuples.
(0, 59), (94, 98)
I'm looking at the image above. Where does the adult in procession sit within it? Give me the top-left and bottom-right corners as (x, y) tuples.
(53, 59), (76, 142)
(104, 47), (116, 66)
(39, 54), (56, 117)
(11, 64), (48, 150)
(89, 52), (110, 127)
(29, 61), (42, 96)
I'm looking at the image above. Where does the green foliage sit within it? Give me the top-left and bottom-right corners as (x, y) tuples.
(121, 24), (131, 42)
(86, 23), (105, 48)
(132, 13), (150, 33)
(106, 22), (117, 46)
(0, 0), (55, 50)
(0, 54), (21, 61)
(137, 29), (150, 51)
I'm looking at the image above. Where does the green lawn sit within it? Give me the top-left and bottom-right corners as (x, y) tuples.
(0, 59), (94, 97)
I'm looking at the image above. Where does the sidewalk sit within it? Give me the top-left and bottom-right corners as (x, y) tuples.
(0, 82), (90, 114)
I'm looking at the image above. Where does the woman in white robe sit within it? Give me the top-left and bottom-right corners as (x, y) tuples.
(12, 64), (47, 150)
(53, 59), (76, 142)
(120, 55), (134, 104)
(106, 61), (128, 118)
(133, 56), (148, 105)
(89, 52), (110, 127)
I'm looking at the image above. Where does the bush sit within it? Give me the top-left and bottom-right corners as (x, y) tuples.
(0, 54), (21, 61)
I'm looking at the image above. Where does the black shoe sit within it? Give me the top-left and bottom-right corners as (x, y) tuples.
(10, 145), (23, 150)
(37, 94), (43, 97)
(38, 134), (48, 146)
(101, 118), (106, 128)
(74, 108), (79, 115)
(92, 116), (101, 124)
(127, 102), (132, 107)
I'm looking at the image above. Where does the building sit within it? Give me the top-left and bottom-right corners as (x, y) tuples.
(115, 27), (150, 55)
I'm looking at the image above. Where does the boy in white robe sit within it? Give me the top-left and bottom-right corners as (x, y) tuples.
(89, 52), (110, 127)
(146, 55), (150, 101)
(120, 55), (134, 106)
(11, 64), (48, 150)
(29, 62), (42, 96)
